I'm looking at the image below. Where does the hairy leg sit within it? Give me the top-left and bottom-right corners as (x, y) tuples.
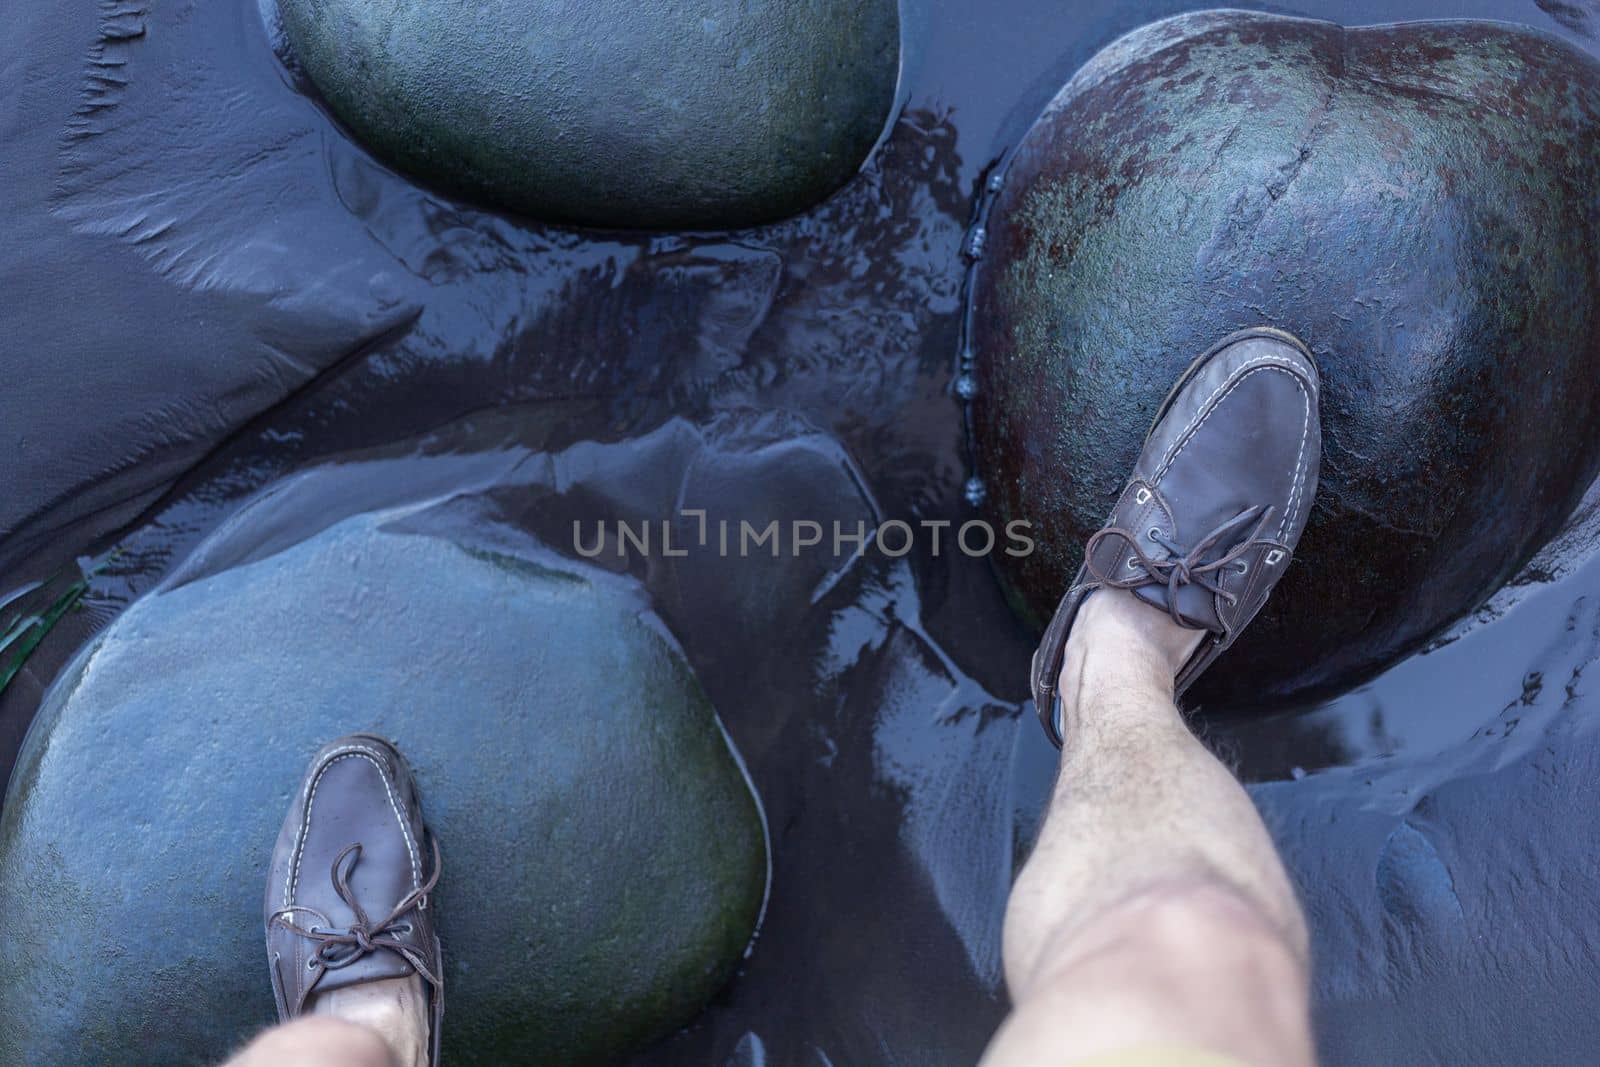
(984, 589), (1313, 1067)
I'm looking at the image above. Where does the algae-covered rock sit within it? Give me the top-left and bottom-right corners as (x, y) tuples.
(274, 0), (899, 228)
(973, 11), (1600, 709)
(0, 505), (768, 1065)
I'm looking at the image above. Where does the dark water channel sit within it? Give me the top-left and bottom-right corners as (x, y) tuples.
(4, 0), (1600, 1063)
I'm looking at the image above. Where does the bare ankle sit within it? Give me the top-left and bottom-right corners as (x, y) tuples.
(1070, 588), (1203, 676)
(226, 1016), (397, 1067)
(1054, 589), (1204, 736)
(310, 976), (429, 1067)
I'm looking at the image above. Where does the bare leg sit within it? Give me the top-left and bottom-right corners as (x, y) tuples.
(311, 977), (430, 1067)
(220, 976), (428, 1067)
(984, 589), (1314, 1066)
(222, 1015), (396, 1067)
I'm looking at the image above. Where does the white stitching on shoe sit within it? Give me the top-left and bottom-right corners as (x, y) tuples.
(1155, 356), (1295, 478)
(1279, 374), (1312, 539)
(282, 745), (423, 913)
(1152, 360), (1312, 541)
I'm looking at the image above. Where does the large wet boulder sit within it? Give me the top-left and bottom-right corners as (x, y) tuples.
(274, 0), (900, 228)
(0, 503), (769, 1065)
(973, 11), (1600, 709)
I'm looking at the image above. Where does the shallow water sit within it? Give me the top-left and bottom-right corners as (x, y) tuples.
(3, 0), (1600, 1062)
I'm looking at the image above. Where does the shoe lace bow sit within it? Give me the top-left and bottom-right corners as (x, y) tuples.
(273, 838), (442, 985)
(1082, 504), (1275, 627)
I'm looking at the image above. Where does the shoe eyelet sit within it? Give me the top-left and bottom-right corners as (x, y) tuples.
(1234, 561), (1249, 574)
(1147, 527), (1163, 542)
(307, 958), (319, 971)
(1125, 557), (1140, 570)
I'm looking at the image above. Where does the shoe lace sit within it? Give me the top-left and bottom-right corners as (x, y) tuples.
(1082, 504), (1275, 628)
(272, 838), (443, 987)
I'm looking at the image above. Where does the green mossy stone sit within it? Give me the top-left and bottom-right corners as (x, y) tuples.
(0, 509), (768, 1065)
(274, 0), (899, 229)
(973, 12), (1600, 709)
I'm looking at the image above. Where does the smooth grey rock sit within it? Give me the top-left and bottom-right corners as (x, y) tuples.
(0, 503), (768, 1065)
(274, 0), (900, 228)
(972, 11), (1600, 710)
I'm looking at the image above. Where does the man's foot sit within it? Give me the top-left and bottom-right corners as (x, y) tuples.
(1031, 327), (1321, 746)
(265, 735), (444, 1067)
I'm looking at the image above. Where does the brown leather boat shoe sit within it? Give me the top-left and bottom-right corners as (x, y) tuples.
(1030, 327), (1322, 746)
(265, 734), (444, 1064)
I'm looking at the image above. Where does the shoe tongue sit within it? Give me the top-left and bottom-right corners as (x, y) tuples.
(309, 943), (416, 997)
(1132, 577), (1224, 632)
(306, 862), (421, 996)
